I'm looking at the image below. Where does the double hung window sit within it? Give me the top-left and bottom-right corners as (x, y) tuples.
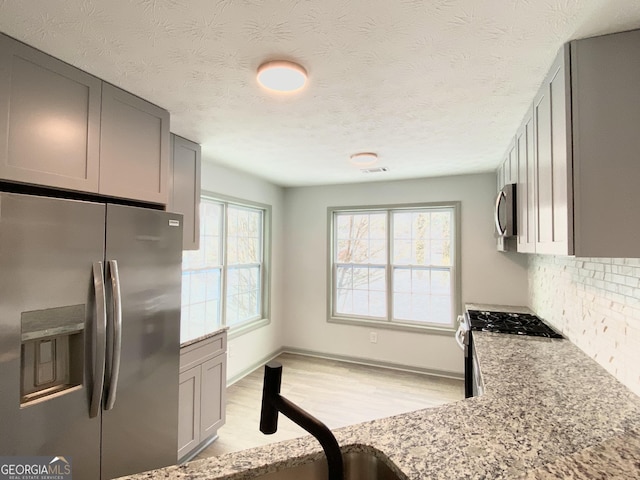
(330, 203), (458, 329)
(181, 195), (268, 342)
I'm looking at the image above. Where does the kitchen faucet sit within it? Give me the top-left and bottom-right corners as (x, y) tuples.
(260, 361), (344, 480)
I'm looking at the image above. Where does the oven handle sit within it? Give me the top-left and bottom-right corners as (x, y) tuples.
(455, 314), (468, 353)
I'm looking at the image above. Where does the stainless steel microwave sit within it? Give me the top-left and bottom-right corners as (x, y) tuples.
(495, 183), (517, 238)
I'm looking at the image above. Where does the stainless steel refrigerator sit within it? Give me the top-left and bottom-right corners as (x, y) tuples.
(0, 192), (182, 479)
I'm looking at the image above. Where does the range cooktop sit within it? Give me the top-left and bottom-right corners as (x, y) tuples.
(467, 310), (563, 338)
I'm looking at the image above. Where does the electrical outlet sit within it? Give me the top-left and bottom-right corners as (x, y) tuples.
(228, 345), (233, 358)
(369, 332), (378, 344)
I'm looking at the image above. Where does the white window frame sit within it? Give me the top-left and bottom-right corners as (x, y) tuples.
(327, 202), (461, 333)
(181, 192), (271, 342)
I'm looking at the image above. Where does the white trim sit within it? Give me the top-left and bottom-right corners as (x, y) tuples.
(226, 347), (464, 387)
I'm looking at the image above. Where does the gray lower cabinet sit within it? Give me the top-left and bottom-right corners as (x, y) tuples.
(169, 134), (201, 250)
(0, 33), (102, 192)
(178, 366), (202, 459)
(0, 33), (170, 206)
(178, 331), (227, 462)
(502, 28), (640, 257)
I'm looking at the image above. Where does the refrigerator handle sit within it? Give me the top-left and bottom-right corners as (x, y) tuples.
(105, 260), (123, 411)
(90, 262), (107, 418)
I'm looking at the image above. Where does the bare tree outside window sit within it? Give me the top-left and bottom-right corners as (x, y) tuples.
(226, 206), (262, 326)
(181, 197), (267, 343)
(332, 206), (456, 327)
(334, 212), (387, 317)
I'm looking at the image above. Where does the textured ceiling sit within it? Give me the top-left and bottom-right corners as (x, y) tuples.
(1, 1), (640, 187)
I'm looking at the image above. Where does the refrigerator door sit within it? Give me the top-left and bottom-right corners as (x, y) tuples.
(0, 192), (105, 479)
(100, 204), (182, 479)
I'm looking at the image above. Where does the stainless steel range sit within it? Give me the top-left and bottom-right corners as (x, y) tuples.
(455, 309), (563, 398)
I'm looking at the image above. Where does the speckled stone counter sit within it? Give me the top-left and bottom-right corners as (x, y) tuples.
(180, 326), (229, 348)
(121, 316), (640, 479)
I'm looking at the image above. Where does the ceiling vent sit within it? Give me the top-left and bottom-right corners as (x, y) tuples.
(360, 167), (389, 174)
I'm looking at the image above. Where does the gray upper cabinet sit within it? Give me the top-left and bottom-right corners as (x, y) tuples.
(0, 33), (102, 192)
(100, 83), (170, 205)
(169, 135), (201, 250)
(0, 33), (171, 206)
(508, 29), (640, 257)
(533, 45), (573, 255)
(570, 29), (640, 257)
(516, 107), (536, 254)
(506, 142), (518, 185)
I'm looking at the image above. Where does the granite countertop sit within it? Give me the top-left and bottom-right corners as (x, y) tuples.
(122, 306), (640, 479)
(180, 327), (228, 349)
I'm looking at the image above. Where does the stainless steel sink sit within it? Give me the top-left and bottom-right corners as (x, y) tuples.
(251, 451), (404, 480)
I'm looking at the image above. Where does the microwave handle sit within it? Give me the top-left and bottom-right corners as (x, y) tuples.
(494, 190), (506, 236)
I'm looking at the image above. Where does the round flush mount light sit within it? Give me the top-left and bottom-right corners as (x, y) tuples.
(257, 61), (307, 93)
(349, 152), (379, 167)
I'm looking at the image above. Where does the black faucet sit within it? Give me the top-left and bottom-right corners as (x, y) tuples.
(260, 361), (344, 480)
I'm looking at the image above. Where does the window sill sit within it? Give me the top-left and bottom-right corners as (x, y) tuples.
(228, 317), (271, 340)
(327, 316), (455, 336)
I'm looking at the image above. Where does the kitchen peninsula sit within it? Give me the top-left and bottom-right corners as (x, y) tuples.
(120, 310), (640, 479)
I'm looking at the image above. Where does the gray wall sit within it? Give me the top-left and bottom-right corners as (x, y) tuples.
(282, 173), (529, 375)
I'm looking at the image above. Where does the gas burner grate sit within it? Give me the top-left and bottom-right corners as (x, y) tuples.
(467, 310), (563, 338)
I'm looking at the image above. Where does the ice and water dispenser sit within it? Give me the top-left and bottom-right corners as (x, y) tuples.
(20, 304), (84, 405)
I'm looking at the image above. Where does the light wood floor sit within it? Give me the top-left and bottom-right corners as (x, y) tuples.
(195, 353), (464, 459)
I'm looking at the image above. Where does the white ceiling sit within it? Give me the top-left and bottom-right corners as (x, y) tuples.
(1, 1), (640, 187)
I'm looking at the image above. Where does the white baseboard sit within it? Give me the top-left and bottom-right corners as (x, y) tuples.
(282, 347), (464, 381)
(226, 347), (463, 387)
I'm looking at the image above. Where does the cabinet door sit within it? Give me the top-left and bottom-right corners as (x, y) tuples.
(533, 45), (573, 255)
(571, 29), (640, 257)
(0, 34), (101, 192)
(507, 142), (517, 185)
(170, 134), (201, 250)
(496, 161), (506, 192)
(516, 108), (535, 253)
(99, 83), (170, 205)
(200, 353), (227, 441)
(178, 366), (201, 460)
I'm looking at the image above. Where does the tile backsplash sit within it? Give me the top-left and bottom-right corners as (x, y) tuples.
(529, 255), (640, 397)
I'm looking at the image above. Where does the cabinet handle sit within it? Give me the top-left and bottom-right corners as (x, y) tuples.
(495, 190), (506, 236)
(90, 262), (107, 418)
(105, 260), (122, 411)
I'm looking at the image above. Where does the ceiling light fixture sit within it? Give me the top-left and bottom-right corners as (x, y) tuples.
(349, 152), (379, 167)
(257, 61), (307, 93)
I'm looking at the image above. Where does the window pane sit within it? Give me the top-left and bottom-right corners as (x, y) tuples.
(334, 212), (386, 264)
(334, 265), (386, 318)
(336, 288), (353, 314)
(392, 210), (452, 267)
(201, 200), (223, 265)
(335, 265), (353, 290)
(226, 265), (260, 326)
(180, 267), (222, 343)
(369, 239), (386, 264)
(392, 267), (451, 325)
(227, 206), (262, 265)
(393, 239), (412, 265)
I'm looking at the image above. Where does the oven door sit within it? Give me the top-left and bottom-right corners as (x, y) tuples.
(471, 335), (484, 397)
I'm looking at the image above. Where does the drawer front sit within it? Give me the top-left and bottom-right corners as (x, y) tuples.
(180, 332), (227, 372)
